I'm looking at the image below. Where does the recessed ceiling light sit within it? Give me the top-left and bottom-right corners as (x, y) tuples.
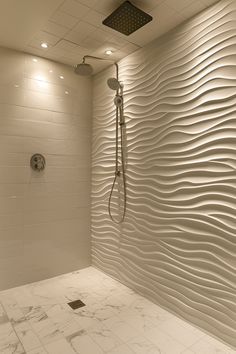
(105, 50), (113, 55)
(59, 75), (64, 80)
(32, 58), (38, 62)
(49, 70), (53, 73)
(41, 42), (48, 49)
(65, 91), (69, 95)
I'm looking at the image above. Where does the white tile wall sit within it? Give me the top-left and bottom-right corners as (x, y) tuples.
(0, 46), (92, 291)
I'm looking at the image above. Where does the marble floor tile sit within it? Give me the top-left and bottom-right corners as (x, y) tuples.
(0, 322), (25, 354)
(52, 315), (83, 337)
(109, 343), (135, 354)
(127, 336), (163, 354)
(0, 295), (25, 324)
(43, 303), (73, 319)
(157, 316), (206, 347)
(66, 330), (105, 354)
(119, 308), (159, 334)
(0, 267), (234, 354)
(13, 320), (42, 351)
(0, 303), (8, 324)
(45, 338), (76, 354)
(102, 315), (141, 342)
(26, 347), (47, 354)
(30, 317), (63, 345)
(87, 322), (122, 352)
(21, 306), (48, 324)
(144, 326), (187, 353)
(72, 307), (101, 329)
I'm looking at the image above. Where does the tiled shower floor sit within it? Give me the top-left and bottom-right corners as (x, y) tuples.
(0, 267), (234, 354)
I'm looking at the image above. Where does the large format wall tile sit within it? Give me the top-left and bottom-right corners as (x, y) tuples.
(0, 47), (92, 290)
(92, 0), (236, 349)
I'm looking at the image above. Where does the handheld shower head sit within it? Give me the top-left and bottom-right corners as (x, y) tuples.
(107, 77), (122, 91)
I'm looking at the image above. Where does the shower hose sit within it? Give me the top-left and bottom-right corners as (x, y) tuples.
(108, 103), (127, 224)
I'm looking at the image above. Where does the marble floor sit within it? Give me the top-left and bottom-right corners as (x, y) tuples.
(0, 267), (235, 354)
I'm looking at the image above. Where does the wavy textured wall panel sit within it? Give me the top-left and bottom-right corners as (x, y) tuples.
(92, 0), (236, 348)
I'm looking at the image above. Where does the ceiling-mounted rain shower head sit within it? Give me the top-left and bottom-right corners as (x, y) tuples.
(74, 57), (93, 76)
(107, 77), (121, 91)
(102, 1), (152, 36)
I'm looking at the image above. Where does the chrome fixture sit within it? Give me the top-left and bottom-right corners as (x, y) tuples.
(74, 55), (107, 76)
(30, 154), (46, 172)
(75, 55), (127, 223)
(107, 73), (126, 224)
(107, 77), (122, 91)
(74, 57), (93, 76)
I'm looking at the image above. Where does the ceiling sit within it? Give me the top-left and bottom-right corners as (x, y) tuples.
(0, 0), (219, 73)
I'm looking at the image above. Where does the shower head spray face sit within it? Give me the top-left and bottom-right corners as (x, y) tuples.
(103, 1), (152, 36)
(107, 77), (121, 91)
(74, 62), (93, 76)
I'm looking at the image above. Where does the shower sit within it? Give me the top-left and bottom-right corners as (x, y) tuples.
(75, 56), (127, 223)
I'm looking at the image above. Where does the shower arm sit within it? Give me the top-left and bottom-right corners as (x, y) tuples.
(82, 55), (119, 80)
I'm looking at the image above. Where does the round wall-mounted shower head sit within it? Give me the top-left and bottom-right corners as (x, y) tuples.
(74, 63), (93, 76)
(107, 77), (121, 91)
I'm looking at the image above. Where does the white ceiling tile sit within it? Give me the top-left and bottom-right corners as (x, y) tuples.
(83, 9), (105, 27)
(91, 44), (118, 57)
(34, 31), (60, 46)
(71, 45), (90, 56)
(89, 28), (112, 42)
(75, 0), (98, 8)
(65, 30), (88, 45)
(120, 42), (140, 55)
(103, 40), (124, 51)
(107, 49), (127, 61)
(54, 39), (78, 51)
(42, 21), (69, 37)
(164, 0), (195, 11)
(60, 0), (90, 19)
(73, 21), (96, 35)
(132, 0), (165, 12)
(94, 0), (123, 16)
(80, 36), (103, 50)
(46, 47), (65, 56)
(51, 10), (78, 29)
(64, 21), (97, 45)
(108, 35), (132, 48)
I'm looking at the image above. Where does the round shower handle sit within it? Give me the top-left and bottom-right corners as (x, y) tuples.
(114, 95), (123, 107)
(30, 154), (46, 172)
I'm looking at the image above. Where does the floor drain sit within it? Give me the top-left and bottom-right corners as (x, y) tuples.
(67, 300), (86, 310)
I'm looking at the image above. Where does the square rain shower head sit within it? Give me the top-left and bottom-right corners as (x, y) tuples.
(102, 1), (153, 36)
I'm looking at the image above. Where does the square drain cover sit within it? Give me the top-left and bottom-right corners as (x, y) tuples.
(68, 300), (85, 310)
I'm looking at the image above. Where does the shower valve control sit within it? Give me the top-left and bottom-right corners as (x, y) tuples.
(30, 154), (46, 172)
(114, 95), (123, 107)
